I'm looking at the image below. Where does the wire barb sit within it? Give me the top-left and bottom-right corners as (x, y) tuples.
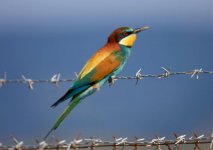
(21, 75), (34, 90)
(11, 136), (24, 150)
(38, 141), (48, 150)
(210, 133), (213, 149)
(191, 68), (203, 79)
(158, 67), (171, 78)
(50, 73), (61, 86)
(74, 72), (79, 78)
(0, 72), (7, 87)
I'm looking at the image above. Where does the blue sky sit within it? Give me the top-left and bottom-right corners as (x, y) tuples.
(0, 0), (212, 144)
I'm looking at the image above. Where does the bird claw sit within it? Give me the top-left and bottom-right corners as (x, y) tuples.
(108, 76), (117, 86)
(135, 68), (142, 85)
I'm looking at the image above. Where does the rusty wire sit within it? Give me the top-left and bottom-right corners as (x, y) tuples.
(0, 133), (212, 150)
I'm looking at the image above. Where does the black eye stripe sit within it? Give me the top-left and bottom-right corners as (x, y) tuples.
(124, 31), (133, 35)
(120, 31), (132, 38)
(122, 31), (129, 36)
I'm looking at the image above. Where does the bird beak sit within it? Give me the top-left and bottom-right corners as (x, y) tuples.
(134, 26), (150, 34)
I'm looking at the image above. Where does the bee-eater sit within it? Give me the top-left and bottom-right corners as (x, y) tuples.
(44, 26), (149, 139)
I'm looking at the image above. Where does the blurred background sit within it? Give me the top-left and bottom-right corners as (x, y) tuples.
(0, 0), (212, 145)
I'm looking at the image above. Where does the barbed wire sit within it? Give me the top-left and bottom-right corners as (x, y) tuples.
(0, 67), (212, 90)
(0, 132), (212, 150)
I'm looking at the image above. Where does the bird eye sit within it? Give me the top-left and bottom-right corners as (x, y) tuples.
(122, 31), (129, 36)
(118, 31), (130, 40)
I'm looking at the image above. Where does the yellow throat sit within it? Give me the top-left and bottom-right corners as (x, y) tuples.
(119, 34), (136, 47)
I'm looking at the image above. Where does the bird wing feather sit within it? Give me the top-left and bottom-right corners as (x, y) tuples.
(77, 43), (120, 80)
(73, 45), (121, 88)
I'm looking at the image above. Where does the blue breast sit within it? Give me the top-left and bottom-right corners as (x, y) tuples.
(112, 45), (132, 76)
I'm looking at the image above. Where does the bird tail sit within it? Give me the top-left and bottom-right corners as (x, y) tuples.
(44, 96), (81, 140)
(44, 81), (104, 140)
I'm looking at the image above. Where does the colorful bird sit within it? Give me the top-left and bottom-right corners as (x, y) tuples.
(44, 26), (149, 139)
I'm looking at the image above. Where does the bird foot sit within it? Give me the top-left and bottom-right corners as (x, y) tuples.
(108, 76), (117, 86)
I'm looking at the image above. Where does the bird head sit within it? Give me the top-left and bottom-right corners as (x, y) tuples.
(107, 26), (149, 47)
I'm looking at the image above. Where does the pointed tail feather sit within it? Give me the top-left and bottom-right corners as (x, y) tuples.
(51, 85), (90, 108)
(51, 88), (74, 108)
(44, 97), (81, 140)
